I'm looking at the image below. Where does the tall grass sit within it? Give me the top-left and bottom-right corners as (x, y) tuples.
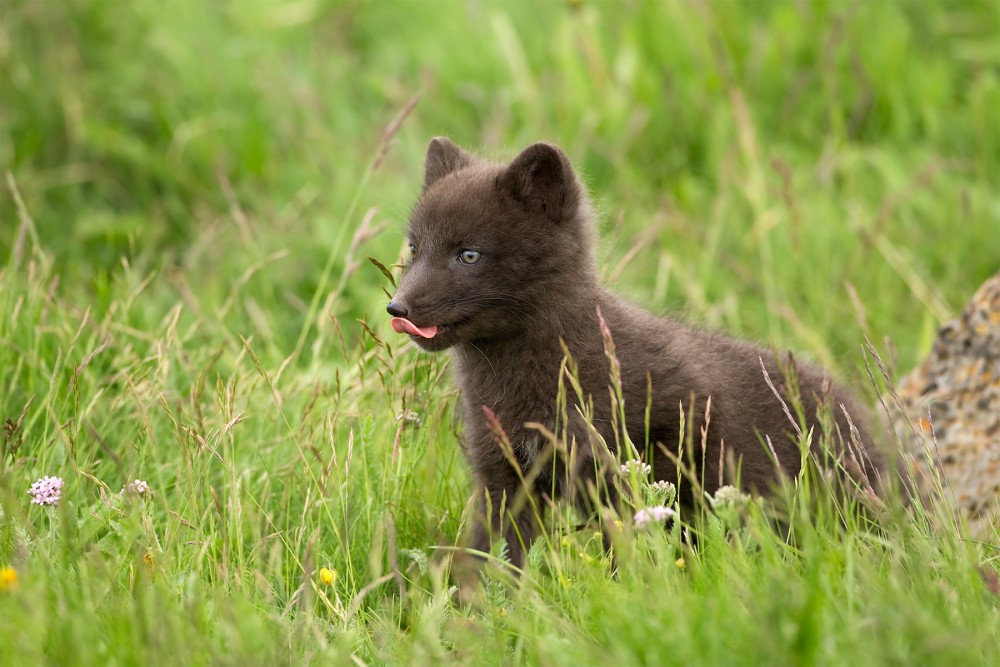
(1, 1), (998, 664)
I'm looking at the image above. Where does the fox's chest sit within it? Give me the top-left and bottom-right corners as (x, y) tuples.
(459, 387), (553, 448)
(453, 363), (557, 470)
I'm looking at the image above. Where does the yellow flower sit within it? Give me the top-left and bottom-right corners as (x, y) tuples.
(318, 567), (337, 586)
(0, 566), (18, 592)
(144, 552), (154, 569)
(675, 557), (685, 570)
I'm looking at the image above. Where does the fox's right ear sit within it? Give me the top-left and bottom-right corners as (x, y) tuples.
(424, 137), (473, 191)
(497, 142), (579, 223)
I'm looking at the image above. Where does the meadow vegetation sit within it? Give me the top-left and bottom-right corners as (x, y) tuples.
(1, 1), (998, 664)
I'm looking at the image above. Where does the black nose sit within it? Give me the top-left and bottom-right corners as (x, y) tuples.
(386, 300), (408, 317)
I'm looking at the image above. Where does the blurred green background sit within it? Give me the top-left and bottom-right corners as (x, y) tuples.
(3, 2), (1000, 664)
(3, 0), (997, 377)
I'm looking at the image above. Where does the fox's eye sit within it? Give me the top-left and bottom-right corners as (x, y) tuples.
(408, 243), (417, 256)
(458, 250), (483, 265)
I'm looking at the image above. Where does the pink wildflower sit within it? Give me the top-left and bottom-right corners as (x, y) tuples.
(122, 480), (150, 496)
(28, 476), (64, 506)
(633, 505), (674, 528)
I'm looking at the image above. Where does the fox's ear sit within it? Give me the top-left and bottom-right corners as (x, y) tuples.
(424, 137), (473, 191)
(497, 142), (579, 223)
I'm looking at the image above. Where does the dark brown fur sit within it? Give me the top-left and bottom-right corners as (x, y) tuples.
(388, 137), (885, 568)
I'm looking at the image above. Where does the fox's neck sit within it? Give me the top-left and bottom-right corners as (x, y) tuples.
(452, 282), (606, 403)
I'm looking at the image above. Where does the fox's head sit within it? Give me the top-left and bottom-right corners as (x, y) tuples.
(387, 138), (596, 351)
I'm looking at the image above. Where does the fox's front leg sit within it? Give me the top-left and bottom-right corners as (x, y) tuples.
(451, 480), (537, 606)
(466, 471), (541, 570)
(560, 412), (625, 559)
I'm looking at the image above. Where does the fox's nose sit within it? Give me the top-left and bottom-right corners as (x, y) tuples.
(386, 300), (408, 317)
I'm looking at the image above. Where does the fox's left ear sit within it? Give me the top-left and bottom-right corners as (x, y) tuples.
(424, 137), (474, 191)
(498, 142), (580, 223)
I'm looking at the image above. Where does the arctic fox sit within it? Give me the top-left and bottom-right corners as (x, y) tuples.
(387, 138), (885, 568)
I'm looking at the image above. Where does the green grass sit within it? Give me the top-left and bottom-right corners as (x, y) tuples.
(2, 0), (999, 664)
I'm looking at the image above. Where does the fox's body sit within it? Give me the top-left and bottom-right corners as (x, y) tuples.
(388, 138), (884, 567)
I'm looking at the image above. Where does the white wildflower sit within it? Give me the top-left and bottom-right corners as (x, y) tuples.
(710, 485), (749, 509)
(620, 460), (652, 477)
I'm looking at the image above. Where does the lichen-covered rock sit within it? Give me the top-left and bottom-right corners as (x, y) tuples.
(895, 272), (999, 536)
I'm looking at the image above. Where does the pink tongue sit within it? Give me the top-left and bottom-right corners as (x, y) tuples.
(390, 317), (438, 339)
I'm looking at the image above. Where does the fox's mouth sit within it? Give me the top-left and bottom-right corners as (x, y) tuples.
(389, 314), (474, 344)
(390, 317), (438, 339)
